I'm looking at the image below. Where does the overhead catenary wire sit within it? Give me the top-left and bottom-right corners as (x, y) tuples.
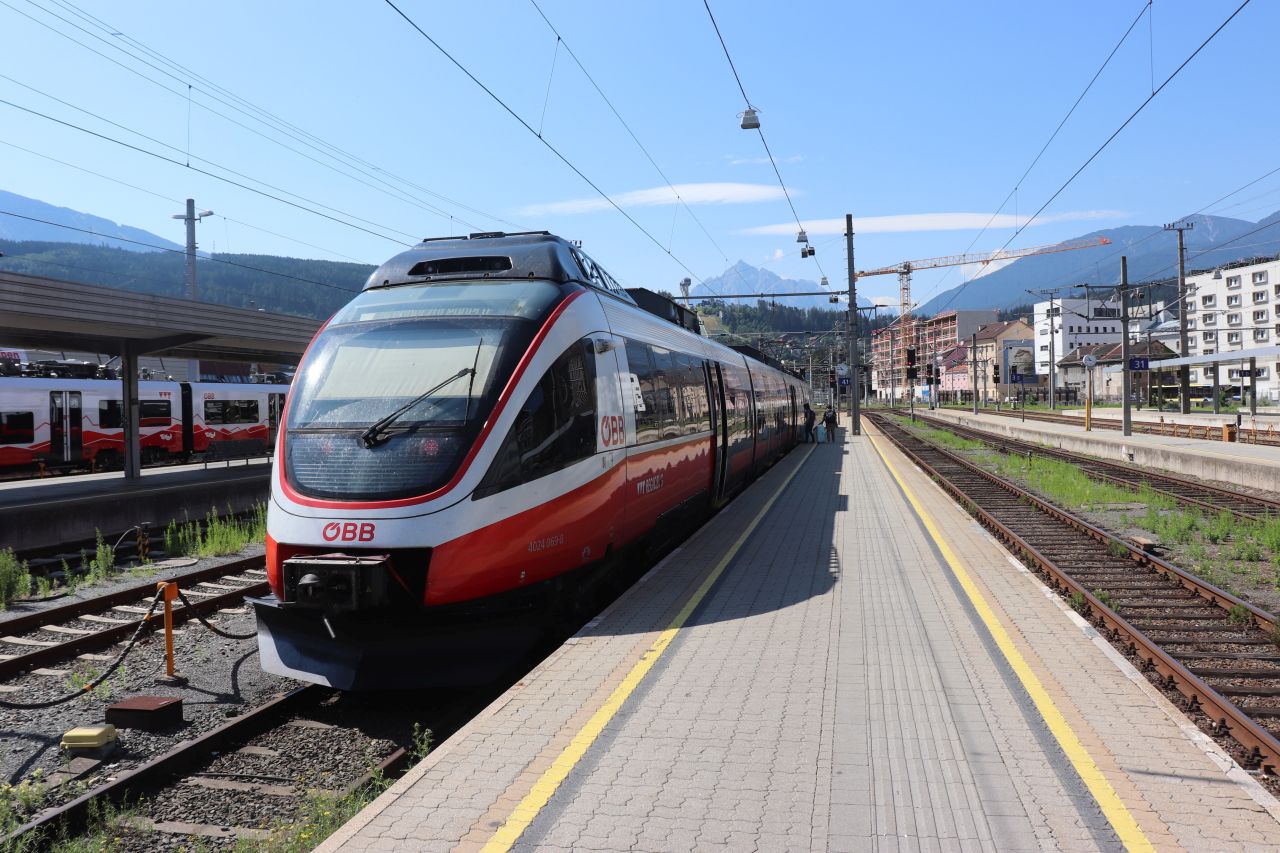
(0, 94), (418, 247)
(0, 135), (373, 265)
(699, 0), (828, 283)
(528, 0), (752, 300)
(921, 1), (1152, 306)
(0, 208), (365, 295)
(380, 0), (710, 289)
(7, 0), (516, 232)
(935, 0), (1254, 313)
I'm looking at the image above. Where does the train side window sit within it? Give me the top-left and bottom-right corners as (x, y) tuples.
(651, 347), (680, 440)
(99, 400), (123, 429)
(204, 400), (258, 425)
(140, 400), (173, 427)
(0, 411), (34, 444)
(625, 340), (661, 444)
(476, 338), (598, 497)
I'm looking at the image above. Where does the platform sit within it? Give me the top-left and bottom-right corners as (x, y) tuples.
(921, 407), (1280, 494)
(0, 459), (270, 552)
(320, 427), (1280, 852)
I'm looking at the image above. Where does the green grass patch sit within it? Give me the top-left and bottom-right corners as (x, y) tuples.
(0, 548), (31, 609)
(164, 503), (268, 559)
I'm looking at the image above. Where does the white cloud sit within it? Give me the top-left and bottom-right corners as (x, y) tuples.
(741, 209), (1128, 236)
(520, 182), (787, 216)
(771, 248), (784, 261)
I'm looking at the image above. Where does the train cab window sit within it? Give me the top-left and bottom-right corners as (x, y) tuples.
(0, 411), (34, 444)
(476, 338), (597, 497)
(140, 400), (173, 427)
(99, 400), (123, 429)
(625, 340), (662, 444)
(204, 400), (258, 425)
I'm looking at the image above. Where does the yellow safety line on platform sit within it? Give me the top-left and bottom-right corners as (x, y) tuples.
(480, 445), (815, 852)
(866, 428), (1154, 853)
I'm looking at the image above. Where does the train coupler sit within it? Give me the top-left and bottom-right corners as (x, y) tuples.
(280, 553), (390, 612)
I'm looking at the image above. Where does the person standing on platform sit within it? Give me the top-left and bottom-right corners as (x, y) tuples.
(823, 407), (837, 441)
(803, 403), (817, 443)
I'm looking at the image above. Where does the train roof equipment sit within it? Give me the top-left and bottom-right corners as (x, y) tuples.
(363, 232), (636, 305)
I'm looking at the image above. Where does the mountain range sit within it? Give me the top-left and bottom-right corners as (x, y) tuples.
(693, 260), (873, 310)
(916, 211), (1280, 315)
(0, 189), (182, 251)
(3, 189), (1278, 320)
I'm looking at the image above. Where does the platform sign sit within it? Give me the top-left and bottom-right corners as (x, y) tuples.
(1128, 357), (1149, 371)
(838, 377), (851, 387)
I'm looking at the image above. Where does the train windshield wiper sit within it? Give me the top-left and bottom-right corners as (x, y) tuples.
(360, 367), (474, 449)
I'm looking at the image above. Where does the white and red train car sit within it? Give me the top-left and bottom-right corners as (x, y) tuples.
(254, 232), (809, 689)
(0, 378), (289, 470)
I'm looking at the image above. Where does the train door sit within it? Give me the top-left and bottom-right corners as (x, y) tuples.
(48, 390), (82, 463)
(267, 393), (285, 450)
(180, 383), (194, 455)
(709, 362), (730, 506)
(789, 385), (798, 444)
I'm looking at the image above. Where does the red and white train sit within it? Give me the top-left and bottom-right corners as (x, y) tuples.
(0, 378), (289, 470)
(254, 232), (809, 689)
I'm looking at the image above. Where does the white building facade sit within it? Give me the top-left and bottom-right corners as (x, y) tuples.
(1033, 297), (1125, 386)
(1184, 256), (1280, 402)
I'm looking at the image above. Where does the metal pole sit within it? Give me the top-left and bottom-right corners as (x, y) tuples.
(971, 333), (979, 414)
(1250, 356), (1258, 417)
(121, 340), (141, 480)
(890, 327), (897, 408)
(846, 215), (860, 435)
(182, 199), (199, 381)
(1120, 256), (1132, 436)
(1165, 221), (1194, 413)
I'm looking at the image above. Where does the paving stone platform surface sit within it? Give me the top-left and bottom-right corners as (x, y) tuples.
(321, 425), (1280, 852)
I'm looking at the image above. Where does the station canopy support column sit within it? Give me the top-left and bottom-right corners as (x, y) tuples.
(120, 340), (141, 480)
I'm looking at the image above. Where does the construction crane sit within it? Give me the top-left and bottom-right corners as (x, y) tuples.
(856, 235), (1112, 328)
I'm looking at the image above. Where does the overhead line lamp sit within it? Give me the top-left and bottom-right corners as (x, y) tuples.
(739, 107), (761, 130)
(796, 229), (808, 244)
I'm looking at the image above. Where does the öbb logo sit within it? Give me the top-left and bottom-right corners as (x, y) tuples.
(322, 522), (376, 542)
(599, 414), (625, 447)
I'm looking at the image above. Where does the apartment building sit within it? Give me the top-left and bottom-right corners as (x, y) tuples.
(1184, 255), (1280, 402)
(871, 309), (996, 400)
(1033, 297), (1124, 386)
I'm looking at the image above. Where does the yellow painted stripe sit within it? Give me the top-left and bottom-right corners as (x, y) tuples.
(481, 446), (815, 852)
(866, 428), (1154, 853)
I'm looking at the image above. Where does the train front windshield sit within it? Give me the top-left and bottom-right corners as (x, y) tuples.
(284, 279), (564, 500)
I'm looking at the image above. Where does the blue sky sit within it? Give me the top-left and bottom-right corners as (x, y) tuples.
(2, 0), (1277, 308)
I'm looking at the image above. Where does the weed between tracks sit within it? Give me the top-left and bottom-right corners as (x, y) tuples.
(900, 419), (1280, 615)
(164, 504), (268, 560)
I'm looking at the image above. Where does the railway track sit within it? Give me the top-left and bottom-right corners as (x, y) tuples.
(896, 410), (1280, 522)
(0, 556), (267, 684)
(972, 406), (1280, 446)
(868, 411), (1280, 775)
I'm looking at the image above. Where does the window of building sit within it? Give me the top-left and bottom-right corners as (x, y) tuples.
(1253, 271), (1269, 284)
(1254, 291), (1269, 304)
(203, 399), (257, 425)
(624, 340), (662, 444)
(1228, 332), (1242, 344)
(1039, 344), (1048, 352)
(1202, 295), (1216, 307)
(1255, 329), (1270, 342)
(1227, 313), (1242, 326)
(1254, 309), (1269, 323)
(0, 411), (35, 445)
(1067, 325), (1074, 333)
(1203, 349), (1215, 356)
(1226, 275), (1241, 289)
(1188, 319), (1196, 330)
(1202, 331), (1216, 342)
(477, 338), (598, 496)
(1227, 294), (1242, 307)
